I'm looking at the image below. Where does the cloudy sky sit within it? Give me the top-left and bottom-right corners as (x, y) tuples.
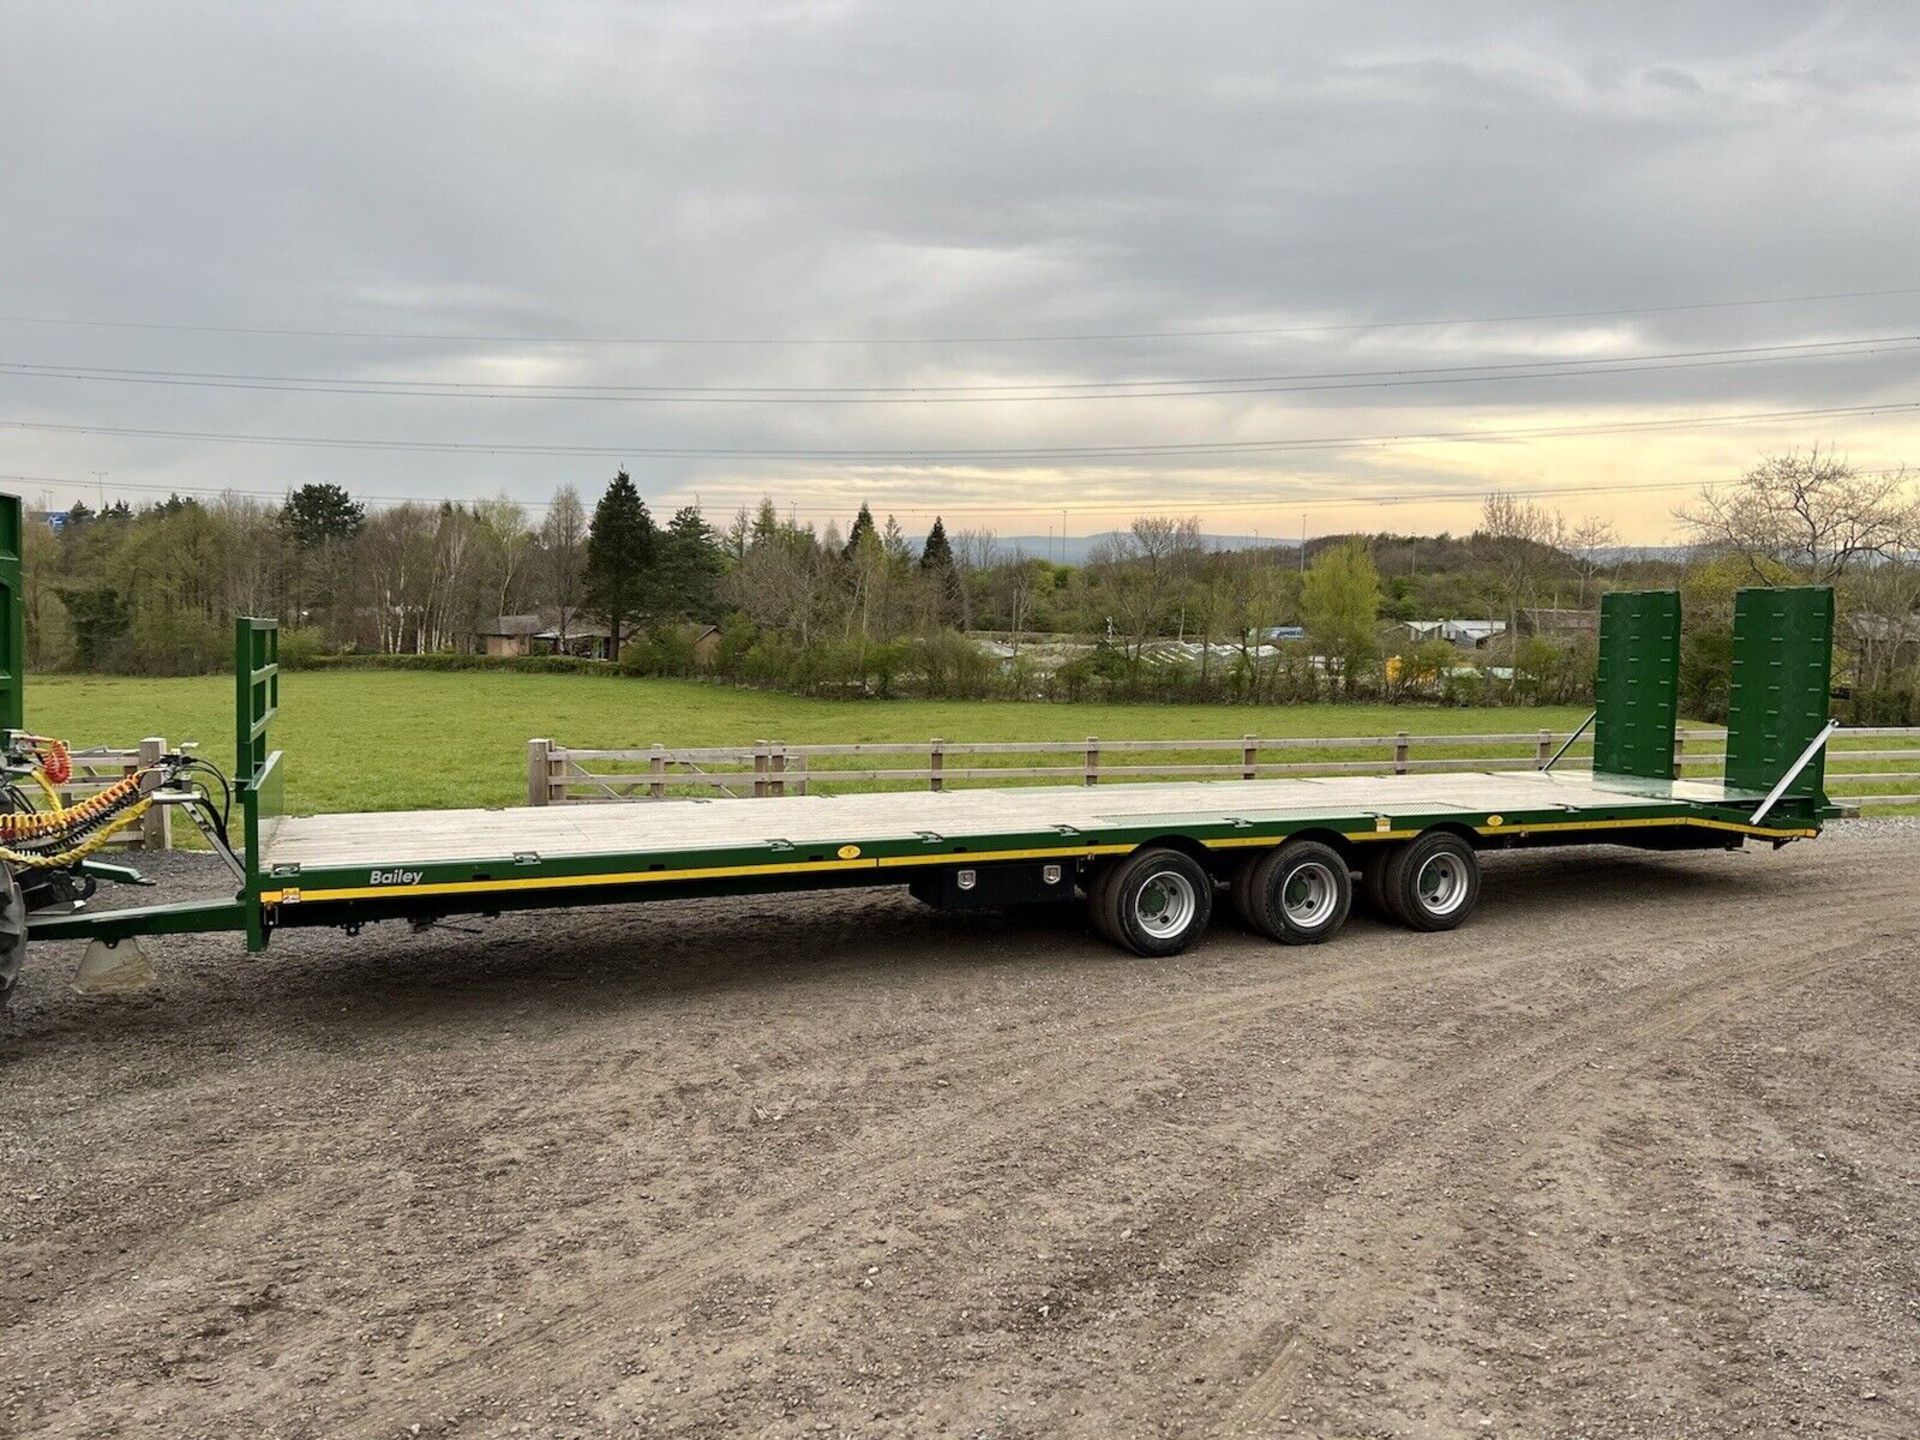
(3, 1), (1917, 543)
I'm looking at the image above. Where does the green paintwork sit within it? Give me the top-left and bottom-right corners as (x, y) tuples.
(1726, 586), (1835, 808)
(235, 617), (279, 782)
(0, 494), (23, 733)
(29, 896), (247, 944)
(235, 617), (281, 952)
(1592, 590), (1681, 781)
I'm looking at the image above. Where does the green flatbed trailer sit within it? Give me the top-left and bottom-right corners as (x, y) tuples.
(0, 490), (1845, 993)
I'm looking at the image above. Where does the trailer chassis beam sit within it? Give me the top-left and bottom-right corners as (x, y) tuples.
(28, 897), (248, 946)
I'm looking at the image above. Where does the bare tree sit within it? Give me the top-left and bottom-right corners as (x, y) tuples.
(1088, 516), (1203, 667)
(540, 484), (587, 644)
(423, 504), (479, 653)
(358, 504), (436, 653)
(1479, 491), (1568, 649)
(1568, 513), (1618, 606)
(1676, 448), (1919, 581)
(950, 527), (999, 631)
(995, 546), (1037, 652)
(474, 495), (534, 623)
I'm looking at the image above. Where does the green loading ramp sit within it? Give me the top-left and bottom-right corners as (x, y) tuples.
(1725, 586), (1835, 807)
(1592, 590), (1682, 781)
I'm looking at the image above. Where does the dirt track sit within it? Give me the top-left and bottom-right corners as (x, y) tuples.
(3, 827), (1918, 1439)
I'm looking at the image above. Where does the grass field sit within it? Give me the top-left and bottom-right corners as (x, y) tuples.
(27, 671), (1600, 815)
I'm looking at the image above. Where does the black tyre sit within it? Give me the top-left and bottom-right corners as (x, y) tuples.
(1245, 839), (1352, 945)
(0, 864), (24, 1007)
(1358, 848), (1396, 918)
(1085, 861), (1121, 945)
(1228, 852), (1264, 931)
(1099, 846), (1213, 958)
(1380, 830), (1480, 932)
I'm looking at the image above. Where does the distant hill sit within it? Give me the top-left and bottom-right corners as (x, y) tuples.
(969, 534), (1688, 566)
(994, 533), (1299, 564)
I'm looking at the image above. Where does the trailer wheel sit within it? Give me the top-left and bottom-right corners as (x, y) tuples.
(1358, 848), (1396, 918)
(1100, 847), (1213, 957)
(1381, 831), (1480, 932)
(1244, 839), (1352, 945)
(1229, 853), (1264, 931)
(1084, 861), (1122, 945)
(0, 864), (24, 1007)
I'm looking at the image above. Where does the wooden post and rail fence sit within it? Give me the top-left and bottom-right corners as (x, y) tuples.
(527, 727), (1920, 812)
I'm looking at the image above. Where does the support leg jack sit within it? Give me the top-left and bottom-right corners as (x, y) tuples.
(73, 936), (157, 995)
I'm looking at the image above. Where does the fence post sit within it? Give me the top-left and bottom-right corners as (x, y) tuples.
(930, 738), (944, 793)
(1242, 734), (1257, 781)
(794, 753), (809, 797)
(753, 741), (769, 798)
(771, 744), (787, 798)
(1536, 729), (1553, 770)
(1394, 731), (1410, 775)
(649, 743), (666, 800)
(1672, 730), (1685, 779)
(1085, 736), (1100, 786)
(528, 739), (552, 806)
(139, 736), (170, 849)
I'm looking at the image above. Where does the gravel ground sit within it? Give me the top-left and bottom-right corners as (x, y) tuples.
(2, 825), (1917, 1438)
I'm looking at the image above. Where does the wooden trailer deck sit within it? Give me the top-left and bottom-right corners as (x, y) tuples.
(261, 768), (1799, 880)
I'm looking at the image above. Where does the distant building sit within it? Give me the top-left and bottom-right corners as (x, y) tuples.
(478, 608), (614, 661)
(1400, 619), (1508, 650)
(1519, 608), (1600, 639)
(686, 624), (722, 667)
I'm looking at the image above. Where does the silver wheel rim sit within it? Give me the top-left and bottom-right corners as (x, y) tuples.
(1416, 852), (1470, 916)
(1134, 869), (1197, 938)
(1280, 860), (1339, 929)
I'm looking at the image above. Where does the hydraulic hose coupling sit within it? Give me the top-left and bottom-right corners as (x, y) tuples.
(13, 734), (72, 785)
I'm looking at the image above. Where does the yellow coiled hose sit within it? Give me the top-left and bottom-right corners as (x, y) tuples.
(0, 766), (159, 869)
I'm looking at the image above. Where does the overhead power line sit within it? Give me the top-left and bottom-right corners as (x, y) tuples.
(2, 335), (1915, 403)
(1, 286), (1917, 348)
(5, 400), (1918, 464)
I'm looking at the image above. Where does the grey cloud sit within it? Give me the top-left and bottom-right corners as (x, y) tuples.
(0, 0), (1915, 532)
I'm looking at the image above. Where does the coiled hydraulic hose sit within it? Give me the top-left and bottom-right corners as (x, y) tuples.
(0, 751), (159, 869)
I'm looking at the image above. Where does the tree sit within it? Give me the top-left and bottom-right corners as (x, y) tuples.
(1478, 490), (1568, 663)
(280, 483), (365, 549)
(1301, 538), (1381, 697)
(657, 505), (722, 620)
(751, 498), (780, 549)
(1676, 448), (1919, 581)
(583, 471), (656, 659)
(278, 483), (365, 638)
(358, 504), (436, 652)
(55, 584), (131, 667)
(539, 485), (587, 644)
(1568, 514), (1618, 606)
(843, 503), (876, 559)
(1086, 516), (1203, 671)
(919, 517), (954, 571)
(473, 496), (535, 623)
(721, 515), (837, 647)
(917, 517), (962, 625)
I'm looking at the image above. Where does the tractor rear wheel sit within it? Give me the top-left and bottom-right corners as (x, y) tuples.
(0, 863), (26, 1006)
